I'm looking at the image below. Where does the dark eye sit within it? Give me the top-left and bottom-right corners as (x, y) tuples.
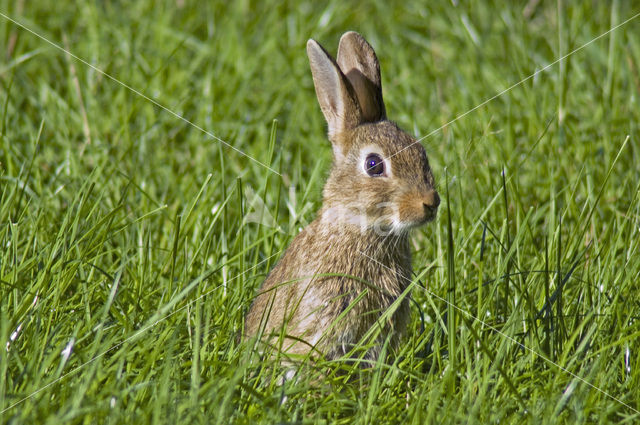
(365, 153), (385, 177)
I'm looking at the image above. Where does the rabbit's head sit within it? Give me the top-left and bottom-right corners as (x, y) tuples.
(307, 32), (439, 235)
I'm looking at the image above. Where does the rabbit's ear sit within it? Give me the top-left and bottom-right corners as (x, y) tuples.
(337, 32), (386, 122)
(307, 39), (362, 145)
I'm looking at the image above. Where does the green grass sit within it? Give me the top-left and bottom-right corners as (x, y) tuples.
(1, 0), (640, 423)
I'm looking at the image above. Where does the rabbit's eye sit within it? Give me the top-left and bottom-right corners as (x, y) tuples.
(365, 154), (385, 177)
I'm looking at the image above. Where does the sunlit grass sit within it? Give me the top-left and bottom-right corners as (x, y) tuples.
(1, 1), (639, 423)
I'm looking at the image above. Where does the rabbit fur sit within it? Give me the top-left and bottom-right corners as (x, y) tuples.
(244, 31), (439, 361)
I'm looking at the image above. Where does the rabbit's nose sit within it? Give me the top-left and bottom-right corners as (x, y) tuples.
(423, 190), (440, 210)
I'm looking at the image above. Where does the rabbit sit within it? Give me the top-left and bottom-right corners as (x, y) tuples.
(244, 31), (439, 362)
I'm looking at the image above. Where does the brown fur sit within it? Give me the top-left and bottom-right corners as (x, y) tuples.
(244, 32), (439, 361)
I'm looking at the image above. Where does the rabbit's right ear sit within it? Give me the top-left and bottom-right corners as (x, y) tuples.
(307, 39), (362, 153)
(337, 32), (386, 123)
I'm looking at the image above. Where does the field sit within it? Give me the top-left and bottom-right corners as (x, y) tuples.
(1, 1), (640, 423)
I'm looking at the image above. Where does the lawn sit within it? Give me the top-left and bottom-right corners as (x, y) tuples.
(1, 0), (639, 423)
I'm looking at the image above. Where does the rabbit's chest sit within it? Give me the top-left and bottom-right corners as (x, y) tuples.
(293, 264), (410, 328)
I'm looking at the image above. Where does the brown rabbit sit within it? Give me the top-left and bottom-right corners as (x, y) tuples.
(244, 31), (439, 361)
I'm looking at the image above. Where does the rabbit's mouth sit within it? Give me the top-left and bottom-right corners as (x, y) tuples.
(421, 199), (440, 223)
(392, 213), (436, 233)
(419, 206), (438, 224)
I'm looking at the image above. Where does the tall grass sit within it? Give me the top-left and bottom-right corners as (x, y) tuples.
(1, 1), (639, 423)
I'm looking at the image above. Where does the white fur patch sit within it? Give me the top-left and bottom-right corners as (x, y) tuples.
(322, 205), (369, 229)
(295, 287), (331, 346)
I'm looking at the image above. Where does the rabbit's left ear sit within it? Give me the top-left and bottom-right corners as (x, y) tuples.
(337, 32), (386, 122)
(307, 39), (362, 149)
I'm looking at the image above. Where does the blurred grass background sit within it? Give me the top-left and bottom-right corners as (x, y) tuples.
(1, 0), (639, 423)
